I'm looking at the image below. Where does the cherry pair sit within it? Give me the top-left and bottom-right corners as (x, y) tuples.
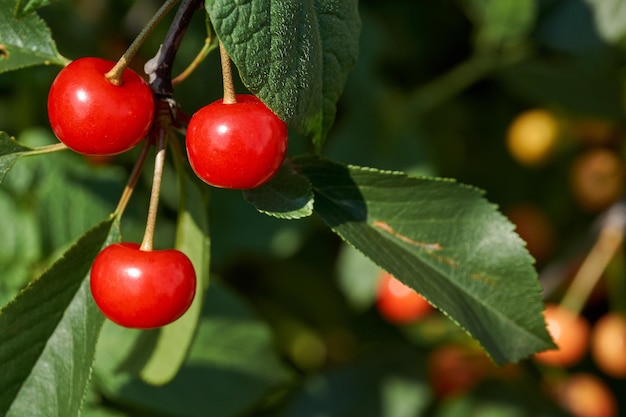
(47, 57), (288, 190)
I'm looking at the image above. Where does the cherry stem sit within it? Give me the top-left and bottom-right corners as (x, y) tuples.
(104, 0), (180, 86)
(559, 204), (626, 315)
(23, 143), (68, 156)
(219, 41), (237, 104)
(140, 127), (168, 252)
(172, 36), (215, 86)
(113, 140), (151, 218)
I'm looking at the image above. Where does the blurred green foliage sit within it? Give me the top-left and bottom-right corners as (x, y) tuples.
(3, 0), (626, 416)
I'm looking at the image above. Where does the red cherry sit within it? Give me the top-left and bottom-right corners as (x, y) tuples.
(185, 94), (288, 189)
(90, 243), (196, 329)
(47, 57), (154, 155)
(376, 271), (433, 323)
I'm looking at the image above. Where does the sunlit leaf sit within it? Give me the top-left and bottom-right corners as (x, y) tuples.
(296, 156), (554, 365)
(0, 0), (66, 72)
(14, 0), (57, 17)
(460, 0), (536, 50)
(0, 218), (120, 417)
(205, 0), (361, 151)
(582, 0), (626, 46)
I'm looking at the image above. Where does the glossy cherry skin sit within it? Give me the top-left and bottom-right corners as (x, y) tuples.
(376, 271), (433, 324)
(47, 57), (154, 155)
(186, 94), (288, 189)
(90, 243), (196, 329)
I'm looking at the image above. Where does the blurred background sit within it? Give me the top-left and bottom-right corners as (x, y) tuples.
(2, 0), (626, 416)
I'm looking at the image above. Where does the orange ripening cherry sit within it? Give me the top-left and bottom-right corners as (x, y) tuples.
(375, 271), (433, 324)
(569, 148), (625, 212)
(534, 303), (590, 367)
(506, 109), (560, 166)
(591, 312), (626, 378)
(552, 373), (618, 417)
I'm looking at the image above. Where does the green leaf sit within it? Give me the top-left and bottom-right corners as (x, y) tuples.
(459, 0), (536, 51)
(0, 218), (120, 417)
(0, 0), (66, 73)
(497, 55), (624, 119)
(335, 243), (382, 312)
(0, 132), (31, 184)
(93, 281), (292, 417)
(244, 163), (314, 219)
(14, 0), (56, 17)
(205, 0), (361, 151)
(285, 347), (431, 417)
(139, 168), (211, 385)
(434, 378), (570, 417)
(296, 156), (554, 365)
(582, 0), (626, 46)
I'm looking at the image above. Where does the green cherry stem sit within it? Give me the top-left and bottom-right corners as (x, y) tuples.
(105, 0), (181, 85)
(23, 143), (68, 156)
(140, 126), (168, 252)
(113, 140), (152, 218)
(172, 36), (215, 86)
(559, 207), (626, 315)
(219, 41), (237, 104)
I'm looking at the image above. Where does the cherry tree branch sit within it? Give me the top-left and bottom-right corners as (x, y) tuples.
(146, 0), (204, 98)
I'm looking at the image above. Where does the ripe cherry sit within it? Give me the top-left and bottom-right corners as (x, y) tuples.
(90, 243), (196, 329)
(591, 312), (626, 377)
(47, 57), (154, 155)
(427, 344), (490, 398)
(185, 94), (288, 189)
(534, 303), (590, 367)
(551, 373), (617, 417)
(375, 271), (433, 324)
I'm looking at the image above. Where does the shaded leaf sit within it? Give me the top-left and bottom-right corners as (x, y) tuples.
(497, 55), (624, 119)
(139, 167), (211, 385)
(244, 162), (314, 219)
(285, 347), (431, 417)
(93, 281), (292, 417)
(296, 156), (554, 365)
(205, 0), (361, 151)
(0, 218), (120, 417)
(0, 0), (66, 72)
(0, 132), (31, 184)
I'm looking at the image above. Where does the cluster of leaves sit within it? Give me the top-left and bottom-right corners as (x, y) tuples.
(5, 0), (626, 416)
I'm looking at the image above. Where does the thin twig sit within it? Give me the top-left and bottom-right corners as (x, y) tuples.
(559, 203), (626, 314)
(105, 0), (180, 85)
(113, 140), (152, 218)
(172, 37), (216, 86)
(147, 0), (204, 97)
